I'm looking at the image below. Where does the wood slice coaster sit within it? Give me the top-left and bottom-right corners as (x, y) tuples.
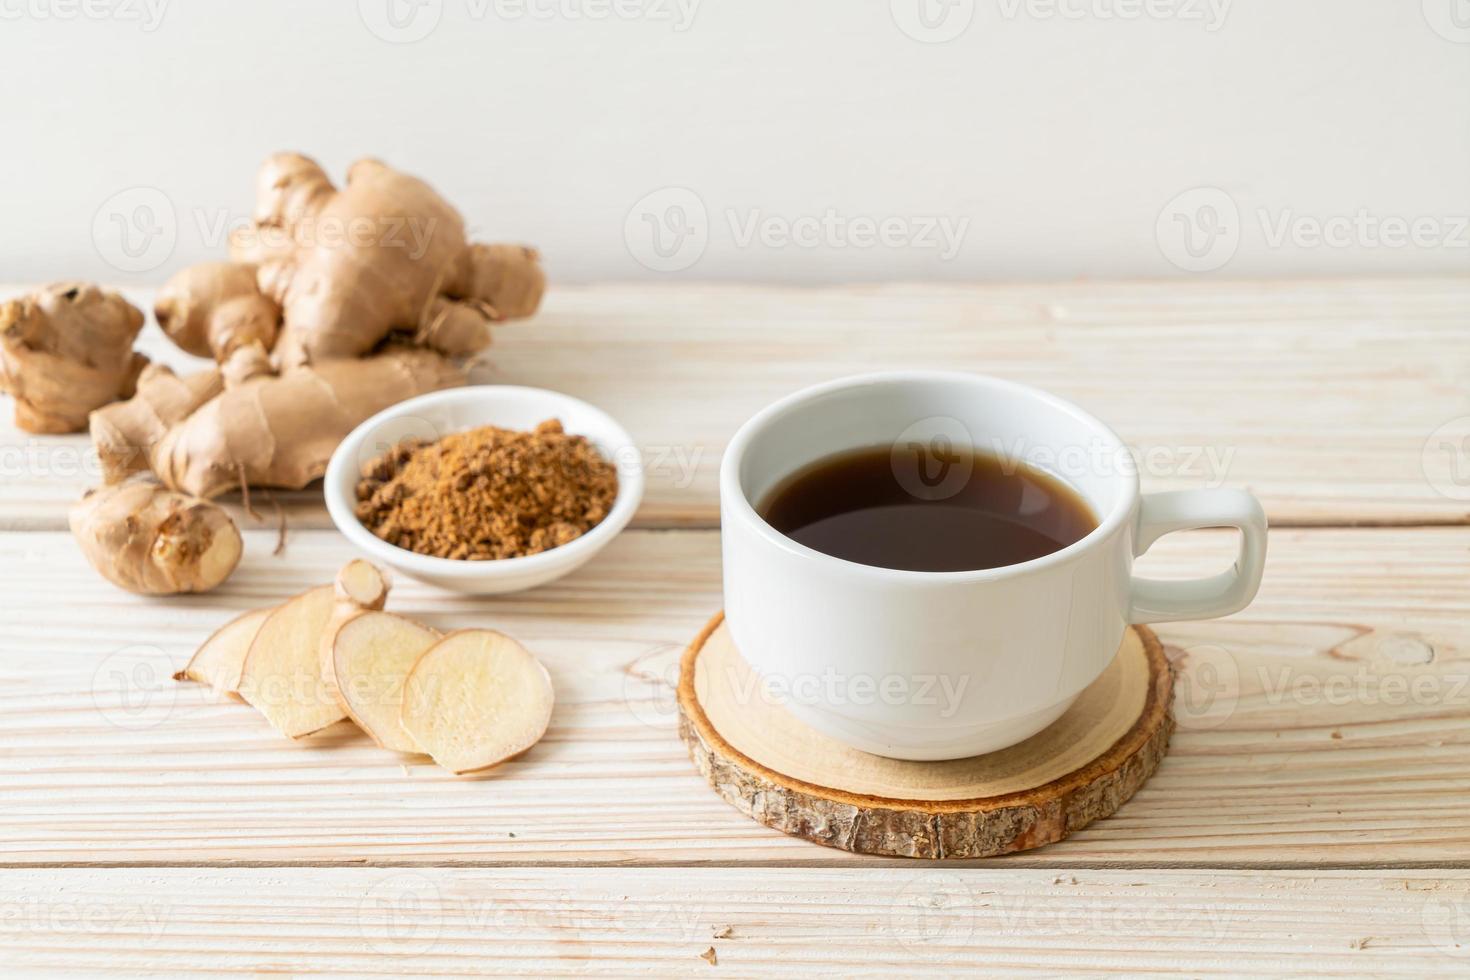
(677, 614), (1173, 859)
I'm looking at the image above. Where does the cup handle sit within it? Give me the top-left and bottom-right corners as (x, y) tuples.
(1126, 489), (1268, 624)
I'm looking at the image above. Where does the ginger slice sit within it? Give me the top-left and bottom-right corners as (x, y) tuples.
(238, 562), (388, 738)
(329, 611), (440, 753)
(400, 630), (554, 774)
(173, 606), (273, 700)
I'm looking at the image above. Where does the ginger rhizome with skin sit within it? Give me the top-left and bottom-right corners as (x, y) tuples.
(0, 283), (147, 433)
(69, 481), (243, 595)
(223, 153), (545, 367)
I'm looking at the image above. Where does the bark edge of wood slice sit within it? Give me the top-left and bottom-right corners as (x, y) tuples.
(677, 613), (1173, 859)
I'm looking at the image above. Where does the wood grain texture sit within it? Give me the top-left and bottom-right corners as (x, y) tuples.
(679, 618), (1173, 858)
(3, 525), (1467, 866)
(3, 279), (1468, 530)
(1, 868), (1467, 976)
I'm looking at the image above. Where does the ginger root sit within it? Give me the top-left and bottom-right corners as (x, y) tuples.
(228, 153), (543, 366)
(0, 283), (146, 433)
(89, 362), (224, 484)
(154, 261), (279, 361)
(150, 345), (465, 498)
(69, 481), (243, 595)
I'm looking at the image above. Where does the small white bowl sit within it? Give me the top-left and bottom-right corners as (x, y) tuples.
(324, 386), (643, 594)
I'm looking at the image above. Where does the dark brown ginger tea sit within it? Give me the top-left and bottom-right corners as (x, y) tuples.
(760, 445), (1097, 573)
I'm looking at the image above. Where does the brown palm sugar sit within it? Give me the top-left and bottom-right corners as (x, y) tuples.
(354, 419), (618, 560)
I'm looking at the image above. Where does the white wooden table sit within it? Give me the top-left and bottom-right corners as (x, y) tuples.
(2, 280), (1469, 975)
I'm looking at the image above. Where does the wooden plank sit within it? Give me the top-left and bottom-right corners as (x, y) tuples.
(0, 868), (1465, 975)
(2, 525), (1468, 866)
(3, 279), (1467, 530)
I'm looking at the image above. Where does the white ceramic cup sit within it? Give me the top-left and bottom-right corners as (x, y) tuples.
(720, 371), (1267, 761)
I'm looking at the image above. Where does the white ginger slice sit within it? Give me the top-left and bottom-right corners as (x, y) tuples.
(400, 630), (554, 774)
(330, 611), (440, 753)
(173, 606), (273, 700)
(318, 559), (391, 711)
(238, 561), (388, 739)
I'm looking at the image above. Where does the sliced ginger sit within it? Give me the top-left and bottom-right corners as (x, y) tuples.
(400, 630), (554, 774)
(237, 561), (388, 738)
(173, 606), (273, 699)
(177, 561), (553, 774)
(328, 611), (441, 753)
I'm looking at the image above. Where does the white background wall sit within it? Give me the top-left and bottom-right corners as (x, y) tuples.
(2, 0), (1467, 284)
